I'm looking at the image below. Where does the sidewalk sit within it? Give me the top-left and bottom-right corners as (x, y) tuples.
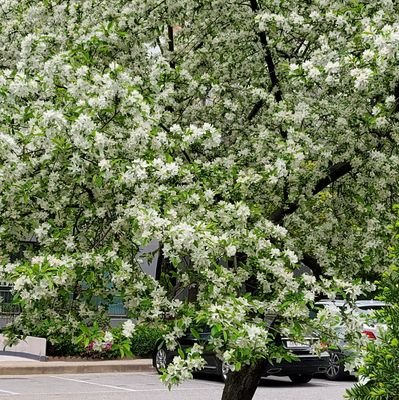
(0, 355), (154, 375)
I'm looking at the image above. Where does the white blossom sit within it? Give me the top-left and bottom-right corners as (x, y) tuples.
(122, 320), (136, 338)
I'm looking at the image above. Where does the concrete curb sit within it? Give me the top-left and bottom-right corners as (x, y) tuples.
(0, 351), (48, 361)
(0, 358), (155, 375)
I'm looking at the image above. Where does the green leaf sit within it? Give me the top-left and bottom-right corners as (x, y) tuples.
(223, 330), (228, 342)
(177, 347), (185, 359)
(211, 325), (221, 337)
(190, 327), (200, 340)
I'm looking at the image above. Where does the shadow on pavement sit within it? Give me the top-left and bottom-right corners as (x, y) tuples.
(192, 373), (356, 387)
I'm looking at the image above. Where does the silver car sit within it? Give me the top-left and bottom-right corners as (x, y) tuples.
(315, 299), (386, 380)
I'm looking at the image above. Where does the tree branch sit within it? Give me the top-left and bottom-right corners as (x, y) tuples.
(394, 83), (399, 114)
(168, 25), (176, 69)
(248, 0), (283, 122)
(270, 161), (352, 224)
(269, 161), (352, 279)
(247, 99), (264, 121)
(312, 161), (352, 196)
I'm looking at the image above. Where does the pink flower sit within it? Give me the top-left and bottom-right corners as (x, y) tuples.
(86, 342), (94, 351)
(102, 342), (112, 351)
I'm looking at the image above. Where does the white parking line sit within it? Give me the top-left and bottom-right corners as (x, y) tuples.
(129, 372), (223, 387)
(50, 376), (139, 392)
(52, 376), (141, 392)
(50, 375), (220, 393)
(0, 389), (19, 395)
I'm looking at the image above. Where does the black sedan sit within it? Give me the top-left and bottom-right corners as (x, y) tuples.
(153, 331), (329, 384)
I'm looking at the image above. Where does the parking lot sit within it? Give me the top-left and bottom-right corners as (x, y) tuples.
(0, 372), (354, 400)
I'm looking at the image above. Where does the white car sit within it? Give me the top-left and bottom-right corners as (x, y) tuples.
(315, 299), (386, 380)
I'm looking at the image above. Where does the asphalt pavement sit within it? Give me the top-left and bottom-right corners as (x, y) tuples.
(0, 371), (355, 400)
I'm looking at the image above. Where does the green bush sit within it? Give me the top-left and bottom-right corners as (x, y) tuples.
(45, 324), (164, 358)
(46, 336), (83, 357)
(130, 325), (164, 357)
(3, 317), (133, 359)
(346, 218), (399, 400)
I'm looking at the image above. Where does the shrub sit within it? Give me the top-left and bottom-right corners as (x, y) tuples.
(346, 220), (399, 400)
(73, 322), (133, 359)
(130, 325), (164, 357)
(46, 335), (82, 357)
(4, 317), (135, 359)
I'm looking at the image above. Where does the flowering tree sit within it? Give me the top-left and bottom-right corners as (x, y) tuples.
(1, 1), (399, 399)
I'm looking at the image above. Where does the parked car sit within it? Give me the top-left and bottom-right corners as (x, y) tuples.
(153, 328), (329, 384)
(315, 299), (386, 380)
(0, 284), (20, 330)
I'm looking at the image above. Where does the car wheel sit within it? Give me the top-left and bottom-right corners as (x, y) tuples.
(288, 374), (312, 384)
(325, 351), (347, 381)
(154, 347), (168, 374)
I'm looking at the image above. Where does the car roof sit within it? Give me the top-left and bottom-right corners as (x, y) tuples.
(315, 299), (386, 308)
(355, 300), (386, 308)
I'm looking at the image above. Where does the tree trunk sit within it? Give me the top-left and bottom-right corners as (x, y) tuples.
(221, 360), (266, 400)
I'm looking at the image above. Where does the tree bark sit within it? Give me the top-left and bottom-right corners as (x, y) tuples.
(221, 360), (266, 400)
(155, 242), (163, 281)
(248, 0), (283, 122)
(268, 161), (352, 279)
(270, 161), (352, 225)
